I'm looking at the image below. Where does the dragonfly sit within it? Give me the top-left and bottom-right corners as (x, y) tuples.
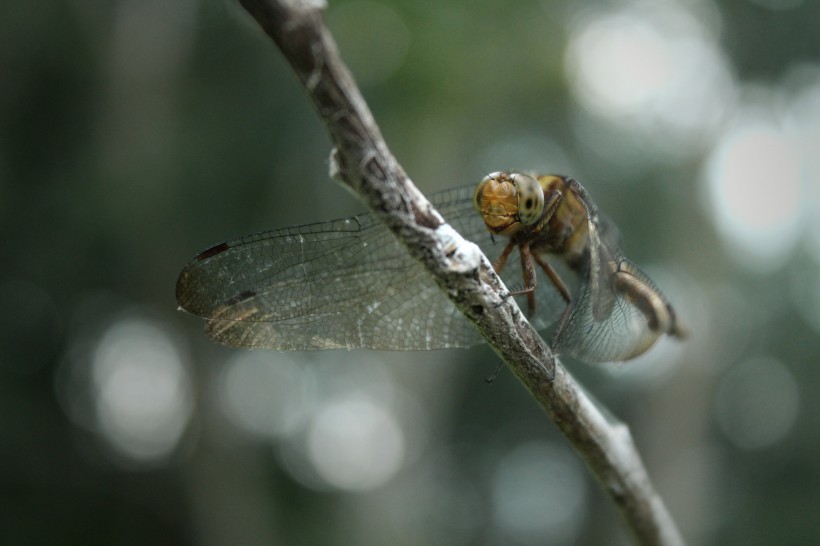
(176, 172), (686, 363)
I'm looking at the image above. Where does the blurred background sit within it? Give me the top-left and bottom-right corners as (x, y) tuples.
(2, 0), (819, 544)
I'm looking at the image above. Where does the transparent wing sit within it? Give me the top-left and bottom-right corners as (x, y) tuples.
(554, 257), (665, 363)
(176, 186), (566, 350)
(552, 180), (665, 363)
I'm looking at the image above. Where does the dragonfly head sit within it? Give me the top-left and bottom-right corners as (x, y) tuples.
(473, 172), (545, 236)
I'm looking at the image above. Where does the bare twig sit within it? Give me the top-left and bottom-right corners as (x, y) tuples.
(234, 0), (684, 544)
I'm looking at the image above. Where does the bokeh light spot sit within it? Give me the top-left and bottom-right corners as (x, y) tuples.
(91, 317), (192, 462)
(491, 442), (586, 544)
(307, 395), (405, 491)
(565, 4), (733, 154)
(704, 115), (803, 271)
(784, 66), (820, 261)
(219, 352), (311, 439)
(715, 357), (799, 450)
(568, 14), (670, 116)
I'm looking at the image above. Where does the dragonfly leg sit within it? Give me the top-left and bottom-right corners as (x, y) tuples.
(492, 188), (564, 314)
(564, 178), (597, 215)
(532, 189), (564, 232)
(531, 253), (571, 304)
(500, 242), (537, 316)
(492, 240), (517, 274)
(490, 240), (520, 306)
(531, 252), (575, 350)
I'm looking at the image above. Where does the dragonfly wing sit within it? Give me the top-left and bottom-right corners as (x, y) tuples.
(201, 262), (483, 350)
(553, 180), (666, 362)
(177, 184), (573, 351)
(553, 258), (664, 362)
(574, 184), (620, 322)
(177, 187), (487, 350)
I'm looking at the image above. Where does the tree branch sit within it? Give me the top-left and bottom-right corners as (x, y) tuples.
(235, 1), (684, 544)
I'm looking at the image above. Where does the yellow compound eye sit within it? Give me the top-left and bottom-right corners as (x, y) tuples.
(473, 171), (503, 212)
(512, 173), (544, 225)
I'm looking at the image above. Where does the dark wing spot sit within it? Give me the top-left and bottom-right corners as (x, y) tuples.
(196, 242), (230, 261)
(224, 290), (257, 306)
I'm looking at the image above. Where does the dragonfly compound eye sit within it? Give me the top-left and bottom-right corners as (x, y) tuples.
(473, 171), (504, 212)
(512, 173), (544, 225)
